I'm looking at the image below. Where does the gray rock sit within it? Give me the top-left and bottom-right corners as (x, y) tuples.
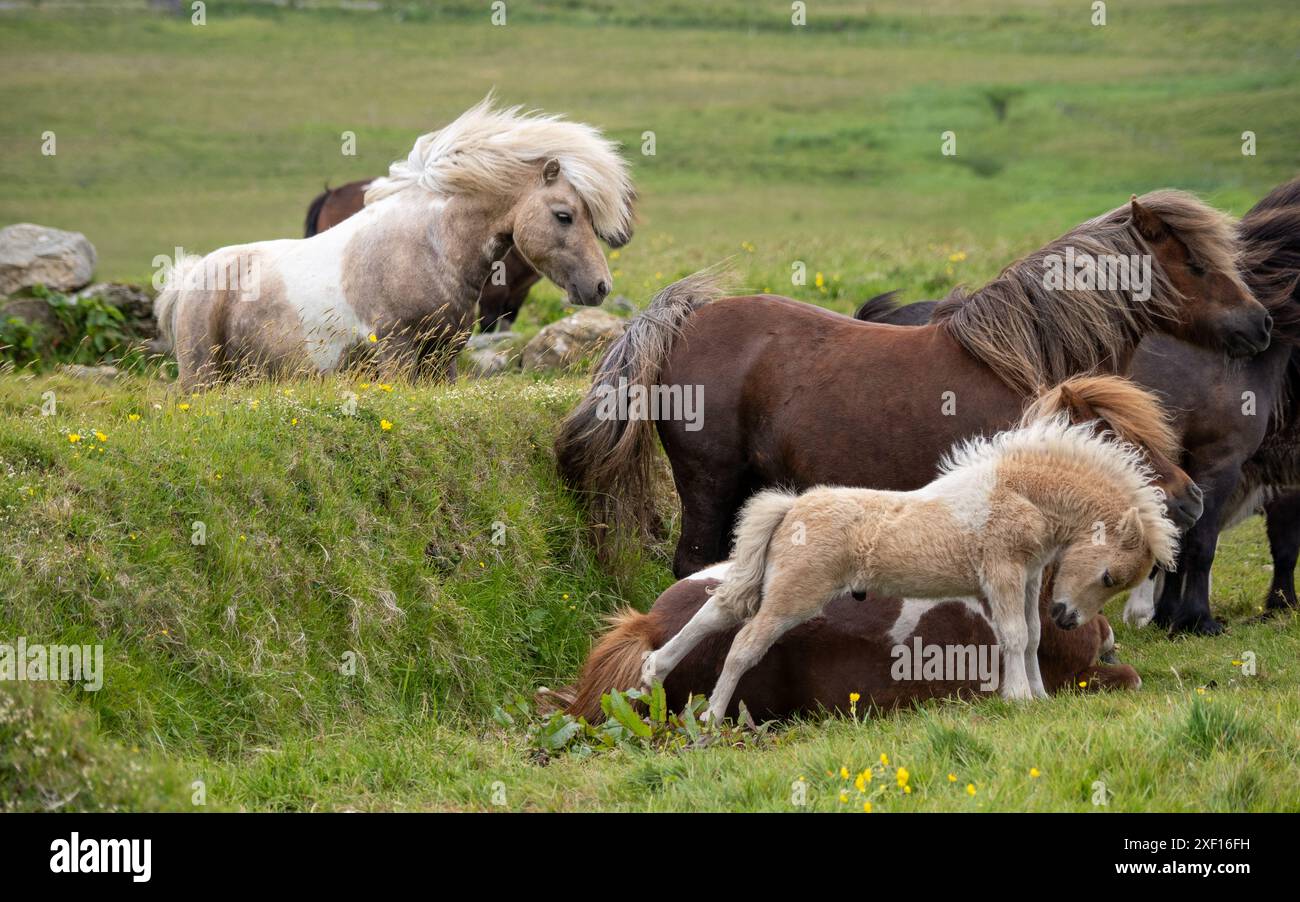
(463, 346), (517, 378)
(0, 223), (97, 295)
(521, 308), (627, 373)
(467, 330), (520, 350)
(0, 296), (58, 334)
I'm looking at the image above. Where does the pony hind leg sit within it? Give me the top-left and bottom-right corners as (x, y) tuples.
(702, 565), (839, 723)
(704, 607), (814, 724)
(641, 595), (743, 690)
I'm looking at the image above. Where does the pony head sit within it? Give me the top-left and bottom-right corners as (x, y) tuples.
(1050, 503), (1178, 631)
(1123, 191), (1270, 357)
(510, 157), (615, 307)
(365, 94), (634, 308)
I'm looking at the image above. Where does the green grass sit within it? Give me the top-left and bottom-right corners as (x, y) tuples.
(1, 1), (1299, 811)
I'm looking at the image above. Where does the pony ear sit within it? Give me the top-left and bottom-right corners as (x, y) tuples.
(1118, 506), (1144, 549)
(542, 158), (562, 184)
(1058, 385), (1098, 425)
(1130, 196), (1169, 243)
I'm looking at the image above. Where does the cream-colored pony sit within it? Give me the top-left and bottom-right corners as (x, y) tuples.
(155, 95), (635, 390)
(642, 416), (1179, 722)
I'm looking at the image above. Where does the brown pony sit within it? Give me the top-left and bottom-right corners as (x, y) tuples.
(306, 178), (540, 332)
(557, 192), (1267, 578)
(555, 374), (1185, 721)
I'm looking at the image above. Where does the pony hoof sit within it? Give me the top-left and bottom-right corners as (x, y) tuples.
(639, 650), (657, 689)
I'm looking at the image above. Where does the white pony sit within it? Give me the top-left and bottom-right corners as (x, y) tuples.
(155, 95), (635, 389)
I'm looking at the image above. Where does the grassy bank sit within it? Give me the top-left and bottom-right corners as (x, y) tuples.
(0, 369), (1297, 811)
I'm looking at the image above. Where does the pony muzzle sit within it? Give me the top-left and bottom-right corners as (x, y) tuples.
(1050, 601), (1081, 630)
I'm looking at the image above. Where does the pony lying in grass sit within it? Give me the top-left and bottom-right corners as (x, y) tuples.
(557, 566), (1138, 725)
(641, 416), (1179, 721)
(155, 96), (634, 390)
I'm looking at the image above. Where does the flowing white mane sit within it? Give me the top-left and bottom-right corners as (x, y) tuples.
(939, 415), (1179, 567)
(364, 94), (635, 245)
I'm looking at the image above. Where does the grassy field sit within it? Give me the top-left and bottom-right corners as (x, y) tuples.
(1, 1), (1299, 811)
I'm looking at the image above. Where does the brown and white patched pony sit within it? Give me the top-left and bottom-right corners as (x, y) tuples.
(155, 96), (635, 390)
(560, 566), (1138, 724)
(304, 178), (546, 333)
(557, 191), (1265, 577)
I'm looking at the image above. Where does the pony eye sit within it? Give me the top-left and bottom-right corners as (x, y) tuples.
(554, 210), (573, 225)
(1102, 570), (1115, 588)
(1188, 261), (1206, 277)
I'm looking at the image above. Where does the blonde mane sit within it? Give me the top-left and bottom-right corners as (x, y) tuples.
(934, 189), (1248, 394)
(940, 415), (1179, 567)
(363, 94), (635, 246)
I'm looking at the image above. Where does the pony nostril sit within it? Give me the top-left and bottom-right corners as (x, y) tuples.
(596, 280), (609, 298)
(1190, 483), (1204, 502)
(1262, 313), (1274, 334)
(1050, 602), (1066, 621)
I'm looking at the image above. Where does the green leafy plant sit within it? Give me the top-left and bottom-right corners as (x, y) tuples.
(526, 685), (770, 762)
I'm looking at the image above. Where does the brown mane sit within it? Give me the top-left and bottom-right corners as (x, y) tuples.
(1240, 176), (1300, 343)
(934, 189), (1247, 394)
(1021, 374), (1180, 462)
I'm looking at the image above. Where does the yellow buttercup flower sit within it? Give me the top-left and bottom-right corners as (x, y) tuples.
(862, 801), (872, 813)
(880, 753), (889, 766)
(966, 783), (977, 796)
(849, 692), (860, 704)
(840, 766), (849, 780)
(1030, 768), (1041, 779)
(178, 403), (190, 411)
(896, 767), (909, 788)
(948, 773), (957, 783)
(95, 431), (107, 443)
(127, 413), (141, 422)
(949, 250), (967, 263)
(67, 433), (81, 443)
(368, 333), (378, 343)
(380, 419), (393, 431)
(855, 770), (870, 792)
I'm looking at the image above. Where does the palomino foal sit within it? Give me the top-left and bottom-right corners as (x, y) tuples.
(156, 97), (634, 390)
(642, 418), (1179, 722)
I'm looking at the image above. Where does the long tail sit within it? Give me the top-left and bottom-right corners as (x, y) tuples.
(303, 184), (331, 237)
(709, 489), (798, 619)
(152, 254), (205, 353)
(555, 266), (733, 540)
(566, 608), (662, 722)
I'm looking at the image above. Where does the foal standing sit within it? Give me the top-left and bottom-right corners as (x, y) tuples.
(642, 418), (1178, 722)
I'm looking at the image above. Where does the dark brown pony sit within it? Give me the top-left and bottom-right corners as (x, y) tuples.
(304, 178), (541, 331)
(559, 569), (1138, 723)
(859, 178), (1300, 635)
(557, 192), (1267, 578)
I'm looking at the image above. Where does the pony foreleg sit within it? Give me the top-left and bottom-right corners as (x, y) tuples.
(704, 609), (806, 724)
(983, 567), (1032, 701)
(1022, 571), (1048, 699)
(641, 596), (742, 690)
(1122, 571), (1161, 627)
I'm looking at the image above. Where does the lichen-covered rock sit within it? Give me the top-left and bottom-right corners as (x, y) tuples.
(521, 308), (626, 373)
(0, 223), (97, 295)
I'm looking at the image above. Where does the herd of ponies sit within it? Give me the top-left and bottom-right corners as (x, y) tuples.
(154, 97), (1300, 725)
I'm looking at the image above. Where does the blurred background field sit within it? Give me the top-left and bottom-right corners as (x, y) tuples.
(0, 1), (1298, 811)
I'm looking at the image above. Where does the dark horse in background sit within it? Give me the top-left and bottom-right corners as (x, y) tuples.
(856, 177), (1300, 635)
(304, 178), (542, 332)
(557, 190), (1267, 582)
